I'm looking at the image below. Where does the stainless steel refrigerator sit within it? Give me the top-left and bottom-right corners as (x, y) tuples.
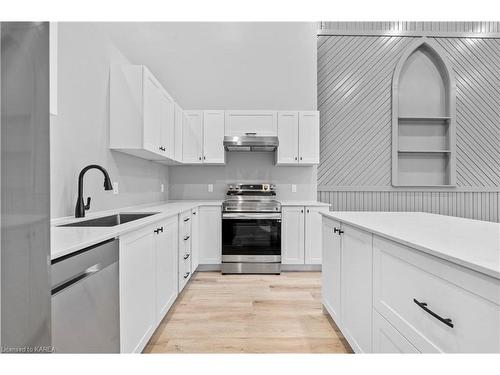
(1, 22), (51, 352)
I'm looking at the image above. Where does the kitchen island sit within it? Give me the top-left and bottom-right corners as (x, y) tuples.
(320, 211), (500, 353)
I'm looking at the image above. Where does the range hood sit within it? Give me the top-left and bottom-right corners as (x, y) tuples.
(223, 135), (279, 152)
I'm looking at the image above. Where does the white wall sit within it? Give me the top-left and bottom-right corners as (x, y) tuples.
(99, 22), (318, 199)
(100, 22), (318, 110)
(50, 23), (169, 218)
(169, 153), (317, 200)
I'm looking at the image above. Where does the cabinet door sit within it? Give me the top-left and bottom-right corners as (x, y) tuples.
(340, 224), (373, 353)
(183, 110), (203, 163)
(143, 72), (162, 154)
(373, 310), (419, 353)
(298, 111), (319, 164)
(191, 207), (200, 272)
(281, 206), (305, 265)
(198, 206), (221, 264)
(276, 111), (299, 164)
(322, 218), (342, 324)
(203, 110), (225, 164)
(224, 110), (277, 136)
(305, 207), (328, 264)
(159, 89), (175, 159)
(155, 217), (178, 325)
(174, 103), (183, 162)
(119, 225), (156, 353)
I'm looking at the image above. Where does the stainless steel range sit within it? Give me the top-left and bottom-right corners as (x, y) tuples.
(222, 183), (281, 274)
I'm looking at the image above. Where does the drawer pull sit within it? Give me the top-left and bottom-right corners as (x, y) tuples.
(333, 227), (344, 235)
(183, 254), (190, 260)
(183, 217), (190, 222)
(184, 272), (190, 279)
(184, 235), (190, 241)
(413, 298), (454, 328)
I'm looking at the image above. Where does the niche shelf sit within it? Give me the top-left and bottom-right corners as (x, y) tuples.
(392, 37), (456, 187)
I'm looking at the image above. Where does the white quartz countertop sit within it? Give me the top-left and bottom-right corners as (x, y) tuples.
(51, 200), (222, 260)
(51, 199), (326, 261)
(280, 201), (330, 207)
(321, 211), (500, 279)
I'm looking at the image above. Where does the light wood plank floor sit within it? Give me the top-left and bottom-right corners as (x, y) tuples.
(144, 271), (352, 353)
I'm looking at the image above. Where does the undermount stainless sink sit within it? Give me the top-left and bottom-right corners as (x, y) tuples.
(58, 213), (159, 227)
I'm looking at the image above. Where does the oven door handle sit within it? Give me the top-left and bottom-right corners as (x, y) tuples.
(222, 213), (282, 220)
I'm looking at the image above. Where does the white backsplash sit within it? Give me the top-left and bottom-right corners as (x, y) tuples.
(168, 152), (317, 201)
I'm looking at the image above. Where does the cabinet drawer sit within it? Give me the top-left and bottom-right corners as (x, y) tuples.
(373, 310), (419, 353)
(373, 236), (500, 353)
(179, 211), (191, 236)
(178, 255), (192, 292)
(180, 232), (191, 255)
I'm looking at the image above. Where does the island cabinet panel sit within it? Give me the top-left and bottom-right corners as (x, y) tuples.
(372, 310), (419, 353)
(322, 218), (342, 323)
(373, 236), (500, 353)
(340, 224), (373, 353)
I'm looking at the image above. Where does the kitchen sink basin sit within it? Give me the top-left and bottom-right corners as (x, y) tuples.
(58, 213), (159, 227)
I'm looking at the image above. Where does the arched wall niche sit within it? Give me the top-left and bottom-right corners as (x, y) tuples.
(392, 37), (456, 187)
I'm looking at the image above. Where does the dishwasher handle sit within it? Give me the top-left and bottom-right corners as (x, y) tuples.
(51, 263), (102, 295)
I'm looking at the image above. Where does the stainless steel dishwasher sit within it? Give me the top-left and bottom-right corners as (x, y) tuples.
(51, 238), (120, 353)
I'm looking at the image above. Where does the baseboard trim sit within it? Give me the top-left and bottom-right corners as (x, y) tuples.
(197, 264), (322, 272)
(197, 264), (222, 271)
(281, 264), (322, 271)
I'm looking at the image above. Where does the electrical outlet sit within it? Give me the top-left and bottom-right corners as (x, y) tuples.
(113, 182), (119, 195)
(161, 183), (164, 193)
(291, 184), (297, 193)
(208, 184), (214, 193)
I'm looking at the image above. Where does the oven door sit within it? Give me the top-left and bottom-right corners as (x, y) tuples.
(222, 212), (281, 262)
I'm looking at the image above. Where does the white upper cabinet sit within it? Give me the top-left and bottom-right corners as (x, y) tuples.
(276, 111), (320, 165)
(110, 65), (177, 164)
(298, 111), (320, 164)
(174, 103), (183, 162)
(142, 71), (162, 154)
(159, 89), (175, 159)
(203, 110), (225, 164)
(224, 110), (277, 136)
(182, 110), (204, 164)
(276, 111), (299, 164)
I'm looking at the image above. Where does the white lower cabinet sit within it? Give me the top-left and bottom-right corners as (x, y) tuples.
(282, 207), (305, 264)
(282, 205), (329, 265)
(155, 217), (179, 326)
(178, 210), (192, 292)
(340, 224), (373, 353)
(191, 207), (200, 272)
(119, 225), (156, 353)
(372, 310), (419, 353)
(198, 206), (221, 264)
(322, 218), (341, 323)
(119, 218), (179, 353)
(321, 215), (500, 353)
(373, 236), (500, 353)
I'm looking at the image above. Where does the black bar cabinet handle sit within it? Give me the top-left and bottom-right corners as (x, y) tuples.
(413, 298), (454, 328)
(183, 254), (190, 260)
(184, 272), (190, 279)
(184, 235), (190, 241)
(184, 217), (190, 222)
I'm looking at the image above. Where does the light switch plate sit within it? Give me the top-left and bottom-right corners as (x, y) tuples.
(161, 183), (164, 193)
(291, 184), (297, 193)
(208, 184), (214, 193)
(113, 182), (119, 195)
